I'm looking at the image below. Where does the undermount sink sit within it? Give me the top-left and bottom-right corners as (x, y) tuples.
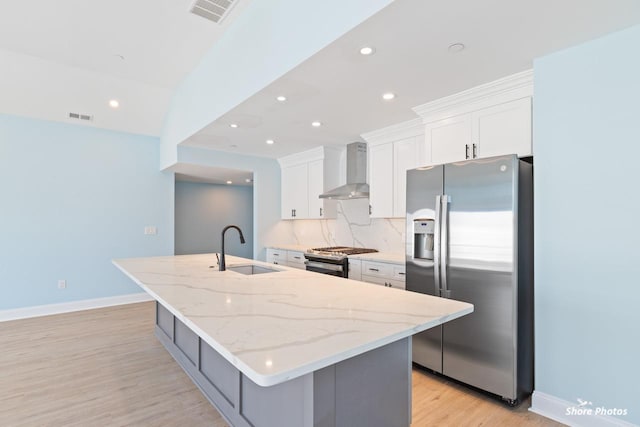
(227, 264), (283, 275)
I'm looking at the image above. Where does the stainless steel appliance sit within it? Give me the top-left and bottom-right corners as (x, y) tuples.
(319, 142), (369, 200)
(406, 154), (533, 405)
(304, 246), (378, 277)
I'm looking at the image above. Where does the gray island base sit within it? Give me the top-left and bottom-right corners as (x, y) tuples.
(156, 302), (411, 427)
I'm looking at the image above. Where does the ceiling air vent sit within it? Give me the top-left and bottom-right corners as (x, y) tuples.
(68, 112), (93, 122)
(190, 0), (237, 23)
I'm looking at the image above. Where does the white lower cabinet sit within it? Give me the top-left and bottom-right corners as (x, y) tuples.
(348, 259), (362, 281)
(266, 248), (306, 269)
(359, 260), (406, 290)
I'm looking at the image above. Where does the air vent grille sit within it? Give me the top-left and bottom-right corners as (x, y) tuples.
(68, 112), (93, 122)
(190, 0), (237, 23)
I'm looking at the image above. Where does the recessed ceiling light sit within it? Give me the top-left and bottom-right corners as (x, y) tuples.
(266, 139), (275, 145)
(448, 43), (465, 53)
(382, 92), (396, 101)
(229, 123), (238, 128)
(276, 95), (287, 102)
(226, 180), (233, 184)
(311, 121), (322, 127)
(359, 46), (375, 56)
(109, 99), (119, 108)
(245, 178), (251, 183)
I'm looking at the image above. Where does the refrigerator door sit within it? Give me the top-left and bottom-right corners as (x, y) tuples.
(441, 155), (518, 399)
(406, 165), (444, 373)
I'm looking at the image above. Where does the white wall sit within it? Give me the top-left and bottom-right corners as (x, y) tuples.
(532, 24), (640, 424)
(268, 199), (405, 253)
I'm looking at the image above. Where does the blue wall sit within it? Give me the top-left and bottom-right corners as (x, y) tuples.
(175, 181), (253, 258)
(534, 25), (640, 422)
(176, 146), (281, 262)
(0, 114), (174, 310)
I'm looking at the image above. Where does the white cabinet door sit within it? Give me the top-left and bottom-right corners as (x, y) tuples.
(281, 163), (308, 219)
(369, 143), (394, 218)
(472, 97), (532, 159)
(307, 159), (324, 219)
(426, 114), (472, 165)
(348, 259), (362, 281)
(393, 137), (418, 217)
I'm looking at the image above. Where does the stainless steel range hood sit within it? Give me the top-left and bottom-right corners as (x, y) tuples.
(320, 142), (369, 200)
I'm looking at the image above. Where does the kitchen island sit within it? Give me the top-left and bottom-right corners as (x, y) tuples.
(113, 254), (472, 427)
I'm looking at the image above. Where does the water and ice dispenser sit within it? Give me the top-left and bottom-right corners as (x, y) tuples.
(413, 219), (435, 260)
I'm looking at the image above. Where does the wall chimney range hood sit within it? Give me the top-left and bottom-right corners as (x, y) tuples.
(320, 142), (369, 200)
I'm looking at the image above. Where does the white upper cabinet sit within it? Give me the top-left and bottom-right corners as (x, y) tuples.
(281, 163), (308, 219)
(307, 159), (326, 219)
(426, 114), (472, 166)
(279, 147), (340, 220)
(368, 143), (394, 218)
(414, 70), (533, 165)
(363, 119), (423, 219)
(471, 97), (532, 159)
(393, 137), (420, 217)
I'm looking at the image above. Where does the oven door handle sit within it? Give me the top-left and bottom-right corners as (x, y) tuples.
(304, 261), (344, 272)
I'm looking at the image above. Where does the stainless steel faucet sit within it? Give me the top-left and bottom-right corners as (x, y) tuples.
(219, 225), (246, 271)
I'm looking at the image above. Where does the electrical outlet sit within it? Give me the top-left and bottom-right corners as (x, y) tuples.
(144, 226), (157, 235)
(58, 280), (66, 289)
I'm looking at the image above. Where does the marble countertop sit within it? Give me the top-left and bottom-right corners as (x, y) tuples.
(113, 254), (472, 387)
(266, 244), (310, 252)
(348, 251), (405, 264)
(267, 245), (406, 265)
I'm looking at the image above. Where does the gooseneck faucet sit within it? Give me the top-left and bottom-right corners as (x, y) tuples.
(219, 225), (246, 271)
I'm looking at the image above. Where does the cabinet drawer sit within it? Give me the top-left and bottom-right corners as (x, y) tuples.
(287, 251), (305, 264)
(266, 248), (285, 265)
(361, 275), (406, 290)
(362, 261), (393, 278)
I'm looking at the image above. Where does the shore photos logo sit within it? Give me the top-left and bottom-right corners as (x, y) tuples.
(566, 398), (628, 417)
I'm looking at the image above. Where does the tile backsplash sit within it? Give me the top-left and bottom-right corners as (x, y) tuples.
(266, 199), (405, 253)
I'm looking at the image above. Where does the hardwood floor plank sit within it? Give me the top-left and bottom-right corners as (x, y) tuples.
(0, 302), (562, 426)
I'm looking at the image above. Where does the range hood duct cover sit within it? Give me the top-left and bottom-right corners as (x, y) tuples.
(320, 142), (369, 200)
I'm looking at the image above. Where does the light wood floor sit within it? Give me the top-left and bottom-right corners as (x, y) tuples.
(0, 302), (563, 427)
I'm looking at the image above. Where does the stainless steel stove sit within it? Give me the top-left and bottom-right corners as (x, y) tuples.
(304, 246), (378, 278)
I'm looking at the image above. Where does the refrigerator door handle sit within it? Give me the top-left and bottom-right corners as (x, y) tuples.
(440, 194), (451, 298)
(433, 195), (442, 296)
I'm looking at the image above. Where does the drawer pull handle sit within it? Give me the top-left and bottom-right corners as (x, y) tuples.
(294, 256), (301, 259)
(398, 272), (405, 275)
(369, 268), (379, 272)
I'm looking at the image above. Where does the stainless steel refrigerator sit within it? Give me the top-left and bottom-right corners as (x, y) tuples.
(406, 154), (533, 405)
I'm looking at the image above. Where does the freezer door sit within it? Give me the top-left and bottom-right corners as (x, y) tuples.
(406, 165), (444, 373)
(442, 155), (518, 399)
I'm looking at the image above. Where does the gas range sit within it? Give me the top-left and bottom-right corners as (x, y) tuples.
(306, 246), (378, 260)
(304, 246), (378, 278)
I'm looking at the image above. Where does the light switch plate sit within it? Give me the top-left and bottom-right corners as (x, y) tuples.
(144, 226), (157, 235)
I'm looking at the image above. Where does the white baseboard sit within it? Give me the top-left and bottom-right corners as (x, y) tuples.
(530, 391), (637, 427)
(0, 293), (154, 322)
